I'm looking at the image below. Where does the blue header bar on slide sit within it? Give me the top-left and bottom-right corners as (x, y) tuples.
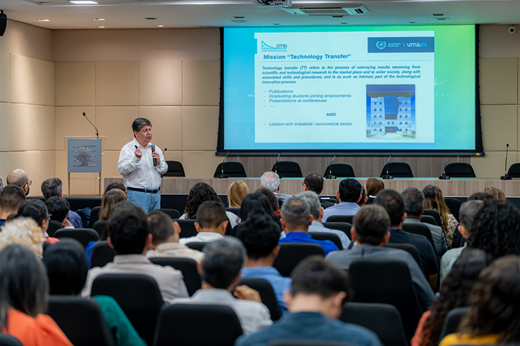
(367, 37), (435, 53)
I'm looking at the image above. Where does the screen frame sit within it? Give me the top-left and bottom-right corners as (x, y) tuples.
(217, 25), (484, 156)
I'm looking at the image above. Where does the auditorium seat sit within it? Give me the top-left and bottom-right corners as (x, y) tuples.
(420, 215), (437, 226)
(273, 243), (325, 277)
(148, 257), (201, 296)
(92, 220), (108, 238)
(185, 242), (207, 252)
(402, 222), (435, 248)
(272, 161), (303, 178)
(507, 163), (520, 178)
(0, 335), (23, 346)
(213, 162), (247, 178)
(163, 161), (185, 177)
(47, 220), (63, 237)
(384, 243), (425, 275)
(91, 274), (164, 346)
(176, 220), (198, 238)
(444, 162), (476, 178)
(54, 229), (100, 248)
(64, 197), (102, 211)
(159, 208), (180, 219)
(444, 198), (462, 221)
(309, 232), (343, 250)
(225, 207), (240, 216)
(153, 304), (243, 346)
(380, 162), (414, 178)
(322, 222), (352, 240)
(90, 241), (115, 268)
(423, 209), (443, 227)
(323, 164), (356, 178)
(239, 278), (282, 321)
(327, 215), (354, 224)
(439, 307), (470, 342)
(88, 206), (102, 228)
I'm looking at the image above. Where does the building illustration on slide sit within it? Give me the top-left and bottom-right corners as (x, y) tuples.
(366, 84), (416, 139)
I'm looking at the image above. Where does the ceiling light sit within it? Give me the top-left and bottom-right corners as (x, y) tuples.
(69, 1), (98, 4)
(410, 21), (415, 24)
(98, 25), (105, 28)
(341, 22), (347, 24)
(93, 18), (105, 21)
(145, 17), (157, 20)
(233, 16), (244, 19)
(157, 24), (164, 27)
(37, 19), (51, 21)
(273, 23), (280, 25)
(432, 13), (444, 17)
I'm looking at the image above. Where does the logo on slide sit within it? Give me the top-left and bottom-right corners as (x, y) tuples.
(262, 41), (288, 51)
(376, 41), (387, 50)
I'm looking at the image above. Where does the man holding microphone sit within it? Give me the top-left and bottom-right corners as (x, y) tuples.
(118, 118), (168, 212)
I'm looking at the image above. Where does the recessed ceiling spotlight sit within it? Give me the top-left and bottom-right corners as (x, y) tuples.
(233, 16), (244, 19)
(37, 19), (51, 21)
(145, 17), (157, 20)
(98, 25), (105, 28)
(410, 21), (415, 24)
(332, 15), (343, 18)
(157, 24), (164, 27)
(432, 13), (444, 17)
(69, 1), (98, 4)
(93, 18), (105, 21)
(273, 23), (280, 25)
(341, 22), (347, 24)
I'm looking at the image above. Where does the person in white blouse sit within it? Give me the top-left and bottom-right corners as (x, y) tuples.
(118, 118), (168, 213)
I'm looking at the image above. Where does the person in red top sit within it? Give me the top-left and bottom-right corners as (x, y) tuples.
(16, 200), (59, 244)
(0, 244), (72, 346)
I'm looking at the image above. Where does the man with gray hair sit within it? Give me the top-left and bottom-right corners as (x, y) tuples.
(278, 197), (339, 255)
(402, 187), (447, 259)
(41, 178), (83, 228)
(296, 191), (350, 249)
(6, 169), (30, 196)
(260, 171), (292, 204)
(118, 118), (168, 213)
(170, 238), (272, 334)
(439, 200), (483, 282)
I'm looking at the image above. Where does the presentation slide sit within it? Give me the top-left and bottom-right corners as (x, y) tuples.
(223, 25), (476, 152)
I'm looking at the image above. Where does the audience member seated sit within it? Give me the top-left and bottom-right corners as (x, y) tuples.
(43, 239), (146, 346)
(322, 179), (363, 222)
(100, 189), (128, 221)
(256, 188), (281, 216)
(365, 178), (385, 204)
(45, 197), (74, 229)
(326, 205), (434, 311)
(0, 244), (72, 346)
(179, 201), (228, 245)
(179, 182), (239, 228)
(81, 202), (188, 302)
(238, 216), (292, 313)
(0, 218), (44, 257)
(146, 210), (204, 262)
(412, 249), (492, 346)
(278, 198), (339, 255)
(228, 180), (249, 208)
(402, 187), (447, 259)
(440, 201), (483, 282)
(6, 169), (31, 196)
(297, 191), (351, 249)
(0, 185), (26, 226)
(260, 171), (292, 203)
(234, 193), (281, 237)
(235, 257), (382, 346)
(357, 186), (368, 207)
(41, 178), (83, 228)
(171, 238), (272, 334)
(467, 191), (494, 202)
(104, 182), (127, 195)
(423, 185), (457, 248)
(376, 189), (439, 289)
(303, 172), (336, 208)
(466, 200), (520, 259)
(17, 200), (59, 244)
(439, 256), (520, 346)
(483, 186), (506, 201)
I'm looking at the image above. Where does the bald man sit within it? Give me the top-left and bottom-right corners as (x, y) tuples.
(6, 169), (30, 196)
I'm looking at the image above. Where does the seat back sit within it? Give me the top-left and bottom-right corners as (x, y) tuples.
(92, 220), (108, 238)
(327, 215), (354, 224)
(64, 197), (102, 211)
(159, 208), (180, 219)
(54, 229), (100, 248)
(340, 302), (408, 346)
(423, 209), (443, 228)
(444, 198), (462, 222)
(324, 164), (355, 178)
(348, 259), (423, 342)
(380, 162), (414, 178)
(322, 222), (352, 240)
(90, 241), (115, 268)
(402, 222), (435, 249)
(272, 161), (303, 178)
(384, 243), (425, 275)
(47, 220), (63, 237)
(163, 161), (185, 177)
(214, 162), (247, 178)
(239, 278), (282, 321)
(225, 207), (240, 216)
(273, 243), (325, 277)
(91, 274), (164, 346)
(185, 242), (207, 252)
(420, 215), (437, 226)
(47, 296), (115, 346)
(88, 206), (102, 228)
(507, 163), (520, 177)
(444, 162), (476, 178)
(176, 220), (198, 238)
(0, 335), (23, 346)
(149, 257), (201, 296)
(309, 232), (343, 250)
(153, 304), (243, 346)
(439, 307), (470, 342)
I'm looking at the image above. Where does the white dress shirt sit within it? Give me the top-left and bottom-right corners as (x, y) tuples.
(179, 232), (224, 245)
(118, 138), (168, 189)
(146, 242), (205, 262)
(171, 289), (272, 334)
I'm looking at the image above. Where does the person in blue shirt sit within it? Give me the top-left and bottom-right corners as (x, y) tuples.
(235, 257), (382, 346)
(278, 197), (338, 256)
(238, 216), (292, 313)
(322, 179), (363, 222)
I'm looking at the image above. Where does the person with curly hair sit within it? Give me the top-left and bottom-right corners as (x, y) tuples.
(179, 182), (239, 228)
(423, 185), (457, 248)
(466, 200), (520, 259)
(439, 255), (520, 346)
(411, 249), (493, 346)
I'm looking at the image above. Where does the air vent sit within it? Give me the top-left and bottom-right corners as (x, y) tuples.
(282, 4), (369, 16)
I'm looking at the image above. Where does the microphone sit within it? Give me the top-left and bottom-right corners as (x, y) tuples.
(501, 144), (512, 180)
(324, 154), (337, 179)
(151, 144), (157, 166)
(274, 153), (283, 179)
(216, 151), (230, 179)
(382, 155), (393, 180)
(83, 112), (99, 139)
(439, 156), (451, 180)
